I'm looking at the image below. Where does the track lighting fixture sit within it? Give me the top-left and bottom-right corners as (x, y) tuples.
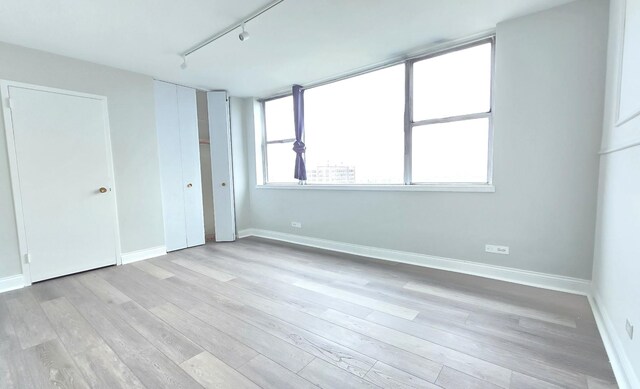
(238, 23), (250, 42)
(179, 0), (284, 68)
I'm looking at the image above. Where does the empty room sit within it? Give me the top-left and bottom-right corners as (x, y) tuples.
(0, 0), (638, 388)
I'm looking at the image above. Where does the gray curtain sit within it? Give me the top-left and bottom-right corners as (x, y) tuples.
(292, 85), (307, 182)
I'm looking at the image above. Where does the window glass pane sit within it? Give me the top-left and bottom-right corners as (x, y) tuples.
(264, 96), (294, 141)
(413, 42), (492, 121)
(304, 64), (405, 185)
(266, 142), (296, 183)
(412, 118), (489, 183)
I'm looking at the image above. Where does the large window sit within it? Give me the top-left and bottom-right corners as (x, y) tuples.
(411, 41), (493, 183)
(261, 37), (494, 188)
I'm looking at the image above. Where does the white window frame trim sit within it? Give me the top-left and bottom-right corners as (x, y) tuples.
(260, 95), (298, 185)
(257, 33), (496, 192)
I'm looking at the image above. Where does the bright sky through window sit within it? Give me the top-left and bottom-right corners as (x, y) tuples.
(304, 65), (405, 184)
(413, 43), (492, 121)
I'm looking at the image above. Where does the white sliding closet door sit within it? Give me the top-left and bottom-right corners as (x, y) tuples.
(155, 81), (205, 251)
(208, 91), (236, 242)
(177, 86), (205, 245)
(155, 81), (186, 251)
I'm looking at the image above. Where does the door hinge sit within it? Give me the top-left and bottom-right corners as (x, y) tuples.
(24, 253), (31, 264)
(6, 97), (14, 110)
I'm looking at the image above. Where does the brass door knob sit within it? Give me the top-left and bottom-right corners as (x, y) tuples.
(187, 183), (193, 188)
(99, 187), (108, 193)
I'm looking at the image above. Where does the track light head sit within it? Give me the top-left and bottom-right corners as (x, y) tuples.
(239, 23), (250, 41)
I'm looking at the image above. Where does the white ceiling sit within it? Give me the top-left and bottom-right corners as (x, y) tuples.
(0, 0), (574, 97)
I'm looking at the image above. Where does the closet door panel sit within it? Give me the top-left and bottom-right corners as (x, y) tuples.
(155, 81), (187, 251)
(177, 85), (205, 247)
(208, 91), (236, 242)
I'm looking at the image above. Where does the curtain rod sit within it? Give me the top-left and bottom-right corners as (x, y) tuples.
(181, 0), (285, 58)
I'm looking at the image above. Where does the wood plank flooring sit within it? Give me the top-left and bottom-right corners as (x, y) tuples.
(0, 237), (618, 388)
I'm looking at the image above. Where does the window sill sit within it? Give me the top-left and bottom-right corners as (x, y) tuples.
(255, 184), (495, 193)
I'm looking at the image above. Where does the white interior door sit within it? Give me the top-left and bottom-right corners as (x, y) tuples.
(207, 91), (236, 242)
(2, 82), (120, 283)
(177, 85), (205, 247)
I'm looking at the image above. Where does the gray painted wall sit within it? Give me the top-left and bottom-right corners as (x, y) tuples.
(242, 0), (608, 280)
(0, 42), (164, 278)
(592, 0), (640, 384)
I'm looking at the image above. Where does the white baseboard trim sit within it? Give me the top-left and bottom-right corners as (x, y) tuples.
(237, 229), (255, 239)
(0, 246), (168, 294)
(121, 246), (167, 265)
(238, 228), (591, 295)
(0, 274), (25, 293)
(589, 293), (639, 389)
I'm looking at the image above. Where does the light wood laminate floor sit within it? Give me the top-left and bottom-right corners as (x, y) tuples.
(0, 238), (617, 388)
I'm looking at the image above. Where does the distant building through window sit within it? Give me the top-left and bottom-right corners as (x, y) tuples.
(307, 164), (356, 184)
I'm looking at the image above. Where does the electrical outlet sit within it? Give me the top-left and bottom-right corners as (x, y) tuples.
(485, 244), (509, 255)
(626, 319), (634, 340)
(290, 221), (302, 228)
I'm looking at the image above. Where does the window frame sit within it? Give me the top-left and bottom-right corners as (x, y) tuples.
(261, 95), (298, 185)
(258, 34), (496, 191)
(406, 37), (495, 185)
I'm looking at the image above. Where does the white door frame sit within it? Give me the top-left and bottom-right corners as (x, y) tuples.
(0, 80), (123, 286)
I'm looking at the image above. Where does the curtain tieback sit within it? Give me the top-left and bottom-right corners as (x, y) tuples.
(292, 140), (306, 154)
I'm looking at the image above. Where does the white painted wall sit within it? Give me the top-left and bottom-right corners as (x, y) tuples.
(593, 149), (640, 387)
(0, 41), (165, 278)
(241, 0), (608, 280)
(592, 0), (640, 386)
